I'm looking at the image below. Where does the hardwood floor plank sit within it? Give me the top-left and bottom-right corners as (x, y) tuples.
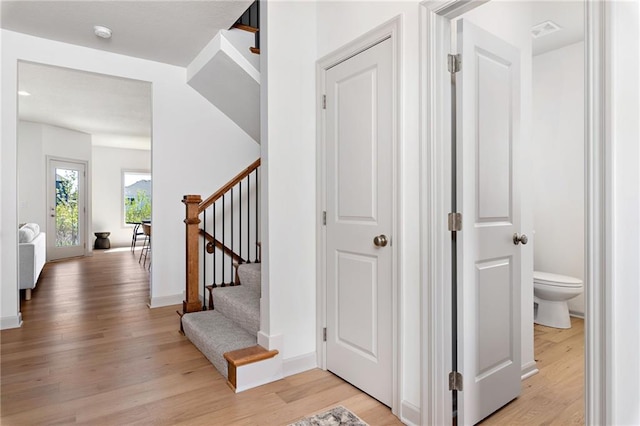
(480, 317), (585, 425)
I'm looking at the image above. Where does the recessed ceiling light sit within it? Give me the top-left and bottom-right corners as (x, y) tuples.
(94, 25), (112, 39)
(531, 20), (562, 39)
(18, 91), (31, 97)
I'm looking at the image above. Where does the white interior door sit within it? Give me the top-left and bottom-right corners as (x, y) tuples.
(325, 38), (393, 406)
(456, 20), (523, 425)
(47, 159), (87, 260)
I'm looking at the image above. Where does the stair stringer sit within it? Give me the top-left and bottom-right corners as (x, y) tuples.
(187, 29), (260, 143)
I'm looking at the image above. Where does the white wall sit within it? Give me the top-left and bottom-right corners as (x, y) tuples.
(1, 30), (260, 326)
(18, 122), (93, 255)
(262, 0), (318, 358)
(608, 1), (640, 424)
(461, 0), (536, 377)
(91, 146), (151, 248)
(17, 122), (44, 227)
(533, 42), (585, 315)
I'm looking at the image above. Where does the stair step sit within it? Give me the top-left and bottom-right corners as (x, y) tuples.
(182, 310), (256, 379)
(212, 285), (260, 336)
(237, 262), (261, 293)
(224, 345), (279, 392)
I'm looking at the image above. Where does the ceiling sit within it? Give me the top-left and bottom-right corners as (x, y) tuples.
(1, 0), (252, 67)
(18, 61), (153, 150)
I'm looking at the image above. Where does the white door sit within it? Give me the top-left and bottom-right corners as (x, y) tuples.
(456, 20), (523, 425)
(324, 38), (393, 406)
(47, 159), (87, 260)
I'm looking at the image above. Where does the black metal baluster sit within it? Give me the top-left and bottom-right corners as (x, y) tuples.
(247, 176), (251, 263)
(213, 202), (216, 287)
(239, 181), (243, 264)
(222, 194), (226, 286)
(203, 209), (207, 309)
(255, 169), (259, 262)
(234, 187), (235, 286)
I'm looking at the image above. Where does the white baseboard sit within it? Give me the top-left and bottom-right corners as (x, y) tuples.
(569, 311), (585, 319)
(257, 331), (283, 352)
(148, 293), (183, 308)
(521, 360), (539, 380)
(283, 352), (317, 377)
(400, 400), (421, 426)
(1, 313), (23, 330)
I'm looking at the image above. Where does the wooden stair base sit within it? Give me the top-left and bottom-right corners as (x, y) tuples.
(224, 345), (279, 391)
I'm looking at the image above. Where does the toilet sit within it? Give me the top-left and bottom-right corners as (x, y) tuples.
(533, 271), (583, 329)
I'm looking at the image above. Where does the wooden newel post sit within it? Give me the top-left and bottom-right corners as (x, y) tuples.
(183, 195), (202, 314)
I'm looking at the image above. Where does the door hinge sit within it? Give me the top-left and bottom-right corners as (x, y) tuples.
(449, 371), (463, 391)
(448, 212), (462, 231)
(322, 94), (327, 109)
(448, 53), (461, 73)
(323, 327), (327, 342)
(323, 211), (327, 226)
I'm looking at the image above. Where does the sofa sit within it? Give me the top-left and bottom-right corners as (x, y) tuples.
(18, 223), (46, 300)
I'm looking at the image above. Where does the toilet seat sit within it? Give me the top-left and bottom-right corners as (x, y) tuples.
(533, 271), (582, 288)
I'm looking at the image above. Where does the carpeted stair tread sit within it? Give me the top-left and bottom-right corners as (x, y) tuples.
(236, 262), (261, 294)
(182, 310), (257, 379)
(212, 285), (260, 336)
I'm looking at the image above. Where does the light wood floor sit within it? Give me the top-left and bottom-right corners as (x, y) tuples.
(481, 317), (585, 425)
(1, 249), (401, 425)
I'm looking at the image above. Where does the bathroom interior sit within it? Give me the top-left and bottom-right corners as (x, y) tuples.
(531, 2), (585, 331)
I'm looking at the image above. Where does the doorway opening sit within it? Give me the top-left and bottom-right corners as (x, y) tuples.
(17, 61), (152, 304)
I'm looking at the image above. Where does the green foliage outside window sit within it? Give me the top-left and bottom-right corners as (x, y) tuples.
(55, 171), (79, 247)
(125, 190), (152, 223)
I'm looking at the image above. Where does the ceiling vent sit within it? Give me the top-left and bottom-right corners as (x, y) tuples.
(531, 20), (562, 39)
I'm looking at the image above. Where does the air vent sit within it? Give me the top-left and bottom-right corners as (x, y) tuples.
(531, 20), (562, 39)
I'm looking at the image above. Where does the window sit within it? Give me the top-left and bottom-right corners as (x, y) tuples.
(123, 171), (151, 224)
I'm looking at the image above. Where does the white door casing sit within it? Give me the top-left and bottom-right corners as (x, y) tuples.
(324, 37), (394, 407)
(47, 158), (87, 260)
(456, 20), (522, 425)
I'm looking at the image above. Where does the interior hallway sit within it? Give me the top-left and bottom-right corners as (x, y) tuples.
(0, 249), (399, 425)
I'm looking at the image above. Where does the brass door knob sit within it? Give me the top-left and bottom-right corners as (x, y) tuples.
(373, 234), (388, 247)
(513, 233), (528, 245)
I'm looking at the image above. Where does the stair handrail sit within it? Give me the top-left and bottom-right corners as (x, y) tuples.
(199, 229), (244, 264)
(183, 158), (260, 314)
(198, 158), (260, 214)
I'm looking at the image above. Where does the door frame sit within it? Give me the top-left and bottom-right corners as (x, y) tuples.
(46, 156), (90, 260)
(420, 0), (608, 424)
(315, 17), (402, 415)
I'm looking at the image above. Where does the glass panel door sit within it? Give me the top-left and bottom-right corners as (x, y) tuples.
(48, 159), (86, 260)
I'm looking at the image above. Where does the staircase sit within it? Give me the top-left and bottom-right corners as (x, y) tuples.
(187, 1), (261, 143)
(181, 159), (280, 392)
(182, 263), (278, 391)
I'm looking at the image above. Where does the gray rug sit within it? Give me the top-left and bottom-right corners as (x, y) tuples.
(289, 406), (369, 426)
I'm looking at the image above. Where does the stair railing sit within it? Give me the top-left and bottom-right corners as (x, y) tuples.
(183, 158), (260, 314)
(232, 0), (260, 54)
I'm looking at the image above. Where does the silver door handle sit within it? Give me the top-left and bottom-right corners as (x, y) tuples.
(373, 234), (388, 247)
(513, 233), (528, 245)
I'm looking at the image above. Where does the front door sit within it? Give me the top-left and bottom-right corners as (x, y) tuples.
(324, 37), (393, 406)
(47, 159), (87, 260)
(455, 20), (523, 424)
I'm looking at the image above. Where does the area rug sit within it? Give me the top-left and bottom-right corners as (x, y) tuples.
(289, 406), (369, 426)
